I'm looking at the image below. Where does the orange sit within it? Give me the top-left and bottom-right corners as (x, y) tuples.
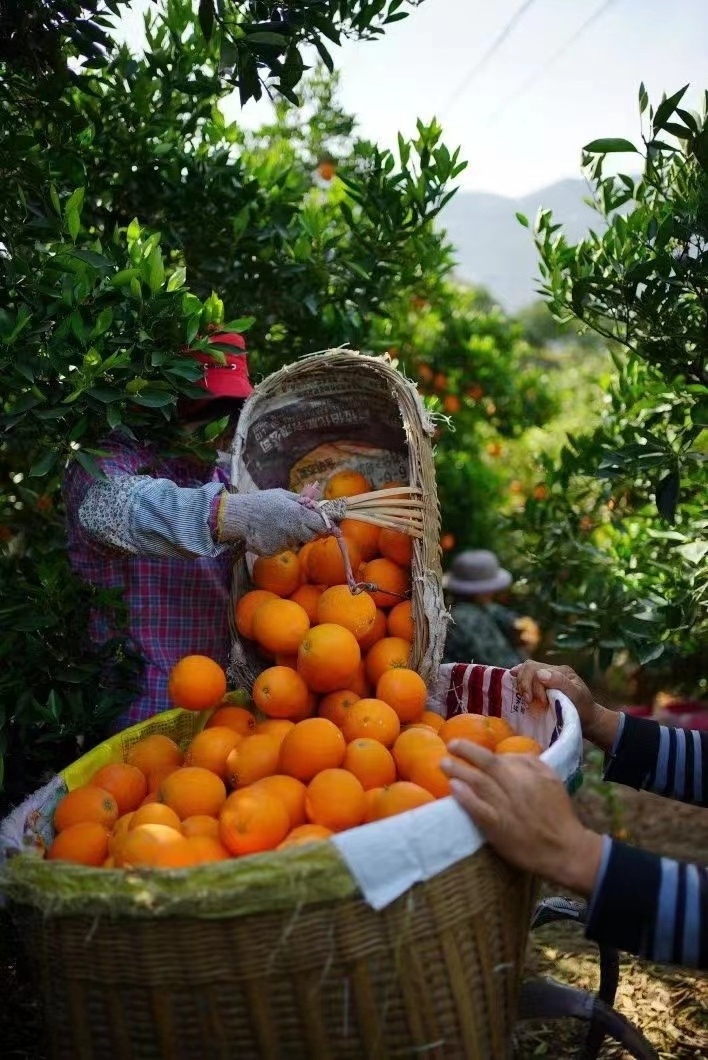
(317, 688), (360, 728)
(341, 518), (380, 561)
(279, 717), (346, 782)
(158, 767), (227, 819)
(252, 550), (301, 596)
(438, 714), (498, 751)
(235, 589), (279, 638)
(145, 766), (179, 795)
(184, 726), (243, 781)
(392, 728), (446, 780)
(297, 623), (361, 693)
(359, 558), (410, 609)
(289, 582), (326, 623)
(251, 775), (307, 828)
(495, 735), (543, 756)
(368, 781), (435, 821)
(365, 636), (411, 686)
(346, 659), (373, 697)
(274, 652), (298, 668)
(387, 600), (414, 642)
(126, 733), (184, 777)
(317, 160), (336, 182)
(255, 718), (296, 746)
(187, 835), (231, 863)
(219, 788), (290, 856)
(181, 815), (220, 839)
(205, 704), (256, 736)
(408, 749), (452, 798)
(375, 667), (427, 724)
(53, 785), (119, 833)
(340, 698), (401, 748)
(129, 803), (182, 832)
(47, 822), (110, 866)
(277, 824), (333, 849)
(357, 608), (388, 652)
(167, 654), (227, 711)
(485, 716), (515, 747)
(251, 598), (310, 655)
(305, 769), (366, 832)
(316, 584), (377, 642)
(115, 823), (197, 869)
(343, 738), (396, 790)
(378, 527), (413, 567)
(305, 534), (362, 587)
(252, 665), (310, 720)
(363, 787), (384, 823)
(295, 539), (316, 581)
(89, 763), (148, 815)
(225, 734), (281, 788)
(417, 710), (445, 733)
(323, 469), (371, 499)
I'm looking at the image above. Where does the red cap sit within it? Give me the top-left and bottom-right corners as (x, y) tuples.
(189, 332), (253, 400)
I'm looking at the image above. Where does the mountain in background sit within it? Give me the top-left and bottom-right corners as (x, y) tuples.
(438, 178), (602, 312)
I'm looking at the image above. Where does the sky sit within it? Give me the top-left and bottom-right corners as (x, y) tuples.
(116, 0), (708, 199)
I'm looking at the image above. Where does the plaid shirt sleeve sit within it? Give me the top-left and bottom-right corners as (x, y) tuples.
(78, 476), (228, 559)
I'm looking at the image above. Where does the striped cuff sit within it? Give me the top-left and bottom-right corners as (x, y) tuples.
(603, 712), (660, 790)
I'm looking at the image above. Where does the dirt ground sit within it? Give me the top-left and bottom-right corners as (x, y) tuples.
(1, 751), (706, 1059)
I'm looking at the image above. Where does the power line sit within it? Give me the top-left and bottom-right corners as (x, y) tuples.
(441, 0), (542, 116)
(489, 0), (620, 120)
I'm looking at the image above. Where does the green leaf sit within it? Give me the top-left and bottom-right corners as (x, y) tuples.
(198, 0), (214, 41)
(515, 212), (529, 228)
(582, 138), (639, 154)
(29, 450), (59, 477)
(652, 84), (689, 133)
(655, 469), (680, 523)
(74, 450), (108, 481)
(145, 246), (165, 294)
(166, 265), (187, 292)
(129, 389), (176, 408)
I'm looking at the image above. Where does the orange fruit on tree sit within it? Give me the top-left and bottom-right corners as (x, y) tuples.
(343, 738), (396, 790)
(279, 717), (346, 782)
(126, 733), (184, 776)
(387, 599), (414, 641)
(340, 698), (401, 748)
(485, 716), (515, 747)
(289, 582), (325, 623)
(252, 665), (310, 719)
(392, 728), (446, 780)
(158, 767), (227, 819)
(187, 835), (231, 863)
(251, 774), (307, 828)
(359, 557), (410, 609)
(129, 803), (182, 832)
(317, 688), (360, 728)
(167, 654), (227, 711)
(364, 636), (411, 686)
(181, 814), (220, 839)
(225, 734), (281, 788)
(115, 823), (197, 869)
(316, 584), (377, 641)
(375, 667), (427, 724)
(219, 788), (290, 856)
(235, 589), (279, 638)
(341, 518), (380, 561)
(53, 785), (119, 833)
(184, 726), (243, 781)
(277, 824), (333, 849)
(297, 623), (361, 693)
(438, 714), (498, 751)
(47, 821), (110, 866)
(89, 763), (148, 815)
(378, 527), (413, 567)
(368, 781), (435, 821)
(305, 768), (366, 832)
(323, 469), (371, 499)
(252, 550), (301, 596)
(357, 608), (388, 652)
(408, 748), (452, 798)
(251, 598), (310, 655)
(205, 705), (256, 737)
(305, 534), (361, 587)
(317, 160), (336, 182)
(255, 718), (295, 745)
(495, 735), (543, 756)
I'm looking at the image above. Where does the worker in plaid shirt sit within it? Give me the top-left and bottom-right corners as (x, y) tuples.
(63, 332), (327, 731)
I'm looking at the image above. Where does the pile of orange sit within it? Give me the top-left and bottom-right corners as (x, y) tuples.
(45, 468), (542, 869)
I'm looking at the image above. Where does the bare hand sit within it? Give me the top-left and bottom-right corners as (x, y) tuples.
(510, 659), (620, 752)
(441, 739), (603, 896)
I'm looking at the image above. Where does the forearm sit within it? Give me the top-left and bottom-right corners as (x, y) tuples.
(604, 713), (708, 807)
(583, 702), (623, 754)
(585, 838), (708, 969)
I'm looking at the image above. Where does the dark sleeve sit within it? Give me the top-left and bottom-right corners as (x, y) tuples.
(604, 713), (708, 807)
(585, 838), (708, 969)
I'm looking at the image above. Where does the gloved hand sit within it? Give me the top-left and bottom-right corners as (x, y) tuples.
(216, 488), (344, 556)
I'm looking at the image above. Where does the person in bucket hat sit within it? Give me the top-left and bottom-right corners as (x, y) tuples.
(63, 331), (330, 731)
(442, 549), (532, 669)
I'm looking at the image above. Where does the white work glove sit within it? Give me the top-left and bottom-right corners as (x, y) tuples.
(217, 489), (346, 556)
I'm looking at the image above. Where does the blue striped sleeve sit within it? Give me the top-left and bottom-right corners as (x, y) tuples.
(78, 476), (229, 559)
(604, 713), (708, 807)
